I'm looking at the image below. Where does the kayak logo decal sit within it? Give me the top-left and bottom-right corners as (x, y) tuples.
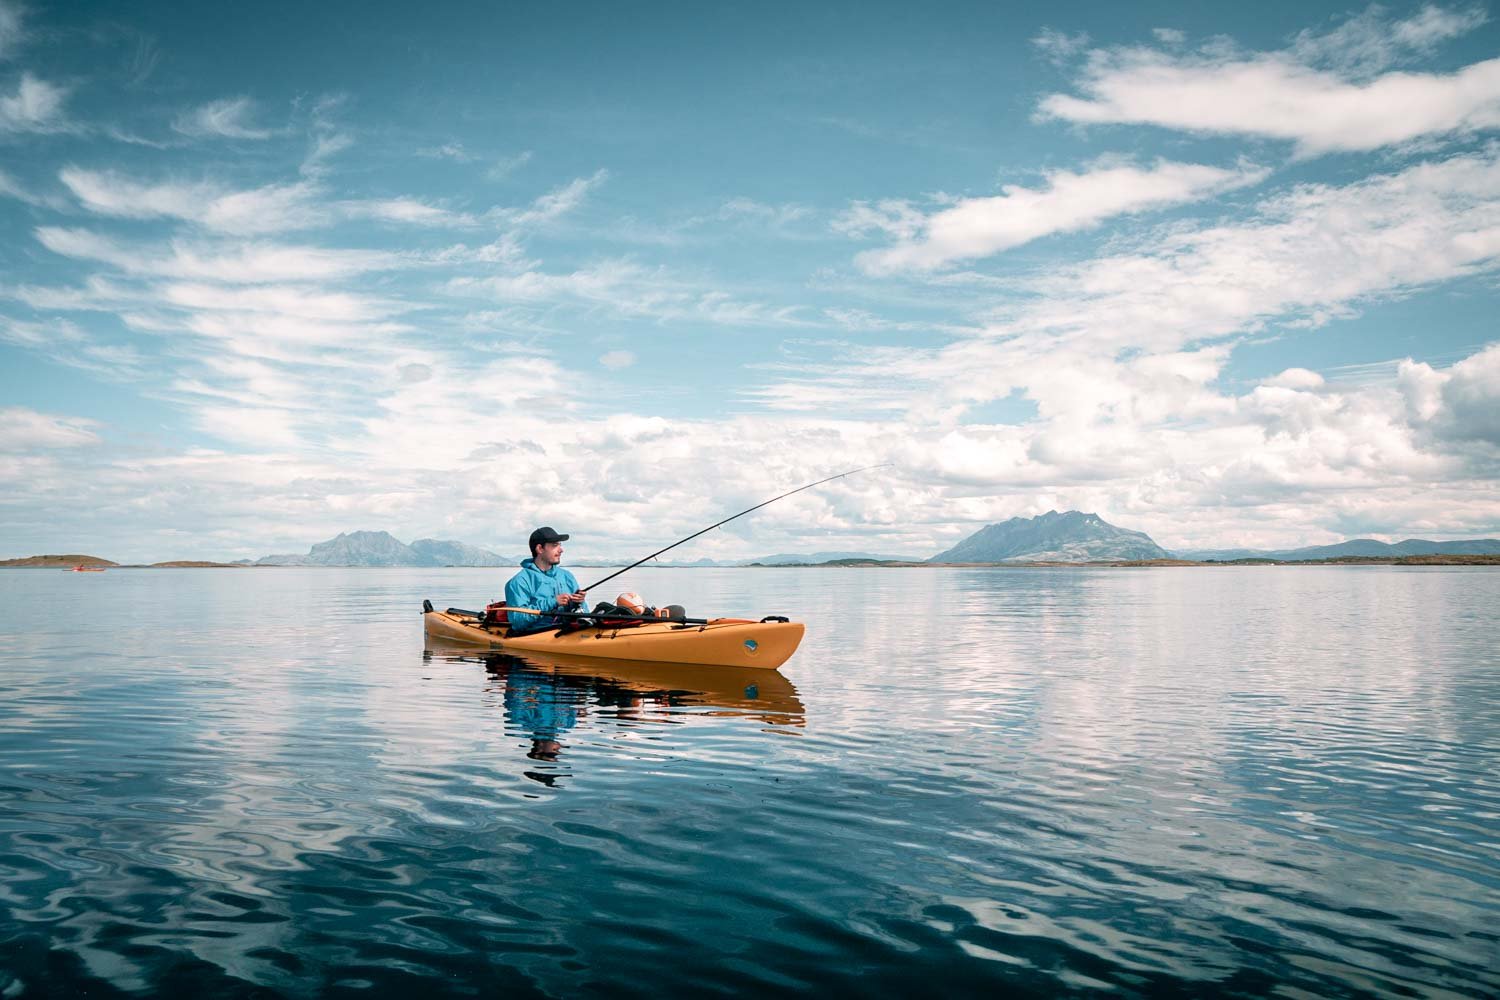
(743, 639), (758, 654)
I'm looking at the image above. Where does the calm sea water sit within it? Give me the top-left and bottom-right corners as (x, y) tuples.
(0, 565), (1496, 998)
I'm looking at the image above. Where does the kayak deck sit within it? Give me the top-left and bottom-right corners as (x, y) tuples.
(422, 607), (804, 670)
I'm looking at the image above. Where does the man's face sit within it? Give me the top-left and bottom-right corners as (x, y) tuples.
(538, 540), (564, 565)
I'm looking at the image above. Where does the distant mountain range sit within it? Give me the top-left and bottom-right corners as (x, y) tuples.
(13, 519), (1496, 569)
(1175, 538), (1500, 561)
(254, 531), (517, 567)
(933, 514), (1500, 563)
(747, 550), (919, 565)
(931, 511), (1170, 562)
(250, 533), (919, 568)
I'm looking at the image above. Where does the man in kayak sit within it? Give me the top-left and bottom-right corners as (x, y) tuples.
(505, 526), (586, 632)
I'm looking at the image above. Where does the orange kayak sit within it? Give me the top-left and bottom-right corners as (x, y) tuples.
(422, 605), (804, 670)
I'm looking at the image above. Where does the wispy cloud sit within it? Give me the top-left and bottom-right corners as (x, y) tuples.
(841, 158), (1267, 273)
(193, 404), (303, 448)
(1031, 27), (1089, 65)
(0, 313), (147, 379)
(487, 150), (532, 180)
(450, 257), (814, 328)
(35, 226), (403, 283)
(60, 168), (328, 234)
(0, 166), (62, 207)
(339, 197), (474, 227)
(298, 93), (353, 178)
(173, 96), (275, 139)
(1289, 3), (1487, 77)
(160, 281), (406, 323)
(0, 406), (101, 449)
(0, 1), (25, 61)
(415, 143), (533, 180)
(0, 72), (70, 133)
(1039, 6), (1500, 154)
(490, 169), (608, 227)
(418, 141), (474, 161)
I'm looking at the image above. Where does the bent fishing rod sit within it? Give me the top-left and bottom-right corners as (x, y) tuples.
(579, 464), (891, 594)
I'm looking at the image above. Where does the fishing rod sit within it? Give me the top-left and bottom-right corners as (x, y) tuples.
(579, 464), (891, 594)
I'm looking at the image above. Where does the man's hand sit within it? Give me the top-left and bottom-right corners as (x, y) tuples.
(556, 590), (586, 607)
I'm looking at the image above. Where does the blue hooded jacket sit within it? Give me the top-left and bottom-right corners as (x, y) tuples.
(504, 558), (582, 632)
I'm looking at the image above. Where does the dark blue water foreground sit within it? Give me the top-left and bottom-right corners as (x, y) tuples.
(1, 566), (1497, 997)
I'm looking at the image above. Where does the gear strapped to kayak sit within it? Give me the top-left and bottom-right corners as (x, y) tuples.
(421, 465), (886, 670)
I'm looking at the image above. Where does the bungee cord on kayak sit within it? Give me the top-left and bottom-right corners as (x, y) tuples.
(420, 464), (889, 670)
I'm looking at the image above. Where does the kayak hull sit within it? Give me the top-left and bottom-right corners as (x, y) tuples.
(422, 609), (804, 670)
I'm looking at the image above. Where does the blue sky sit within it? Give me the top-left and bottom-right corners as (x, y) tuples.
(3, 0), (1500, 561)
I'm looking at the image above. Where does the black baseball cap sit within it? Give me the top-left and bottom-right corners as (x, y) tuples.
(528, 526), (569, 550)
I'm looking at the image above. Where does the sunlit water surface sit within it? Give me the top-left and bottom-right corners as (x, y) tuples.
(1, 566), (1497, 997)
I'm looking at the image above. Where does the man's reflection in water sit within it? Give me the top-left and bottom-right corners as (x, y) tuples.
(492, 657), (583, 785)
(424, 648), (806, 786)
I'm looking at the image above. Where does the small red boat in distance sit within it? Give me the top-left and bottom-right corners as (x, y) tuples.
(68, 565), (106, 572)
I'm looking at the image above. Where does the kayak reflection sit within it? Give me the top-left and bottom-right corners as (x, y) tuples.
(424, 637), (806, 782)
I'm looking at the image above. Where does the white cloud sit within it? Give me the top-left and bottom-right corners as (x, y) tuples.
(716, 197), (810, 228)
(1290, 4), (1487, 77)
(1039, 8), (1500, 154)
(490, 169), (608, 227)
(450, 257), (812, 328)
(59, 164), (608, 238)
(194, 405), (303, 448)
(0, 72), (68, 132)
(172, 312), (403, 351)
(847, 159), (1267, 273)
(59, 167), (214, 219)
(0, 166), (61, 207)
(418, 141), (473, 161)
(302, 125), (352, 178)
(487, 150), (533, 180)
(161, 281), (404, 323)
(1032, 27), (1089, 65)
(1263, 367), (1325, 390)
(452, 258), (642, 304)
(35, 227), (402, 283)
(0, 1), (24, 61)
(785, 148), (1500, 434)
(599, 350), (636, 369)
(173, 97), (275, 139)
(0, 314), (85, 348)
(204, 180), (325, 233)
(340, 197), (473, 227)
(0, 313), (146, 379)
(1401, 341), (1500, 444)
(0, 407), (100, 450)
(60, 167), (327, 234)
(832, 198), (926, 243)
